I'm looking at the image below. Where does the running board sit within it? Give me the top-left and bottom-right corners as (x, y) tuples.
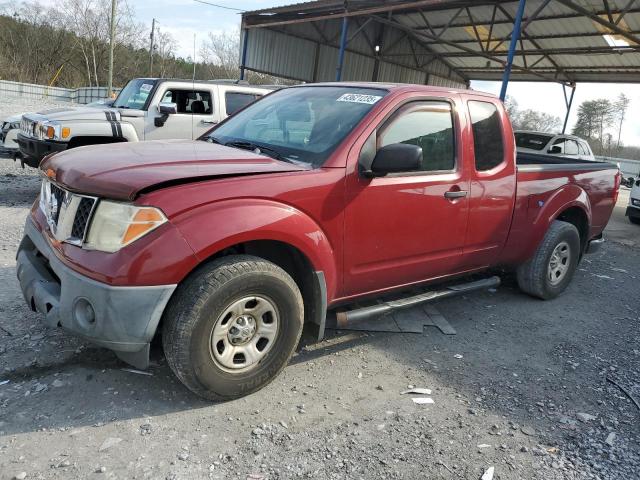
(336, 276), (501, 328)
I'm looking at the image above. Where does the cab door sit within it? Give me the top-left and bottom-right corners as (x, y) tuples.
(145, 85), (195, 140)
(343, 97), (471, 297)
(191, 87), (218, 138)
(463, 99), (517, 268)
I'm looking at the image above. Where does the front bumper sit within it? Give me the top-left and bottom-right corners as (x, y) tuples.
(626, 205), (640, 219)
(16, 217), (176, 368)
(17, 133), (67, 168)
(0, 144), (18, 159)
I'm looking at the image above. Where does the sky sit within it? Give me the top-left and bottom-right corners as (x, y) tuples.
(9, 0), (640, 146)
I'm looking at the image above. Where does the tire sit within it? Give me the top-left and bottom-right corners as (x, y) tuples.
(629, 216), (640, 225)
(516, 221), (581, 300)
(162, 255), (304, 400)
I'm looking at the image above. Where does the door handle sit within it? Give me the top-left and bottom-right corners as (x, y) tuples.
(444, 190), (468, 199)
(200, 120), (217, 125)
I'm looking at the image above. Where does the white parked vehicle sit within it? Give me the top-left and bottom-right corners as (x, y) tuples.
(17, 78), (273, 167)
(515, 131), (596, 161)
(626, 175), (640, 225)
(0, 114), (21, 158)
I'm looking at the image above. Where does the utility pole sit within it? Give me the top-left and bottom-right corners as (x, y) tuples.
(107, 0), (117, 97)
(149, 18), (156, 76)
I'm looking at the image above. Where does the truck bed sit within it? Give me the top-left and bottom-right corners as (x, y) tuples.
(498, 151), (619, 266)
(516, 151), (617, 172)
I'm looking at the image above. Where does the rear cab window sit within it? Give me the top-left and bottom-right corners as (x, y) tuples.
(225, 92), (262, 116)
(515, 132), (552, 151)
(468, 100), (504, 171)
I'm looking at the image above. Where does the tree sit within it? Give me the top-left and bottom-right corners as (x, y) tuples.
(504, 96), (561, 132)
(614, 93), (630, 151)
(200, 29), (241, 79)
(572, 98), (615, 155)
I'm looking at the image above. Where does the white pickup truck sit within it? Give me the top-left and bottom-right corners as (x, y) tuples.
(17, 78), (273, 167)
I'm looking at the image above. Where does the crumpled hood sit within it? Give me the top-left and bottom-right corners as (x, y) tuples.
(40, 139), (306, 201)
(26, 106), (118, 123)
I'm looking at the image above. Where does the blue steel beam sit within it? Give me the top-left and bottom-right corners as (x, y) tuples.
(239, 29), (249, 80)
(336, 17), (349, 81)
(499, 0), (526, 101)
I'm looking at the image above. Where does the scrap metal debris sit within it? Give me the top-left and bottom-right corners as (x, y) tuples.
(329, 304), (456, 335)
(412, 397), (434, 405)
(121, 368), (153, 376)
(607, 377), (640, 412)
(401, 388), (432, 395)
(481, 466), (495, 480)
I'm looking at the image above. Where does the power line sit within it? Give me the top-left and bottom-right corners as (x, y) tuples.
(192, 0), (245, 12)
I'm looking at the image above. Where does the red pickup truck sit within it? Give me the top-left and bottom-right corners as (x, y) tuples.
(17, 83), (620, 400)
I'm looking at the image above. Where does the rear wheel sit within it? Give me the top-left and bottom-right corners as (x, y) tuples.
(516, 221), (581, 300)
(162, 255), (304, 400)
(629, 216), (640, 225)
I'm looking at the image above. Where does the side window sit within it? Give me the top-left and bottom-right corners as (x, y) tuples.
(580, 141), (591, 156)
(577, 142), (586, 155)
(552, 137), (567, 153)
(565, 140), (579, 155)
(226, 92), (261, 116)
(161, 89), (213, 114)
(378, 101), (455, 172)
(468, 101), (504, 171)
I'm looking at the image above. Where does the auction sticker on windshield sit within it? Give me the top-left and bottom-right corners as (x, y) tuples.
(140, 83), (153, 92)
(337, 93), (382, 104)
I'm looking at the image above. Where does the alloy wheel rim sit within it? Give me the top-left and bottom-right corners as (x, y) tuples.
(209, 295), (279, 373)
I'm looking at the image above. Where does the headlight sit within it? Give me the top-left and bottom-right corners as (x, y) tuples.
(85, 200), (167, 253)
(40, 122), (71, 140)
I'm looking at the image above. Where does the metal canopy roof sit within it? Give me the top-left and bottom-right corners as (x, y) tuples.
(241, 0), (640, 86)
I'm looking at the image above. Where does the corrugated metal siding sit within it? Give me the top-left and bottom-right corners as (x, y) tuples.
(245, 28), (316, 81)
(377, 61), (426, 84)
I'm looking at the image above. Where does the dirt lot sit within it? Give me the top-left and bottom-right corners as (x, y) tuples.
(0, 152), (639, 479)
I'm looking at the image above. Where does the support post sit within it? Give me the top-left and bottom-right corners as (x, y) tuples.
(499, 0), (526, 101)
(239, 29), (249, 81)
(149, 18), (156, 76)
(562, 84), (576, 134)
(107, 0), (116, 98)
(336, 16), (349, 81)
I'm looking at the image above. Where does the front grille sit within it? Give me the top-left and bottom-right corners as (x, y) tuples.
(49, 183), (65, 224)
(40, 179), (97, 245)
(71, 197), (95, 238)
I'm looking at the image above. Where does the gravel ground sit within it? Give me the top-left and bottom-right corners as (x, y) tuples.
(0, 111), (639, 479)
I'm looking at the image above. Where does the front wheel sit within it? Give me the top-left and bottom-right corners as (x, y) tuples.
(516, 221), (581, 300)
(629, 215), (640, 225)
(162, 255), (304, 400)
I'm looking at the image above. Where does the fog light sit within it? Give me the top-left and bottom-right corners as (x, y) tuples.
(73, 298), (96, 326)
(632, 198), (640, 207)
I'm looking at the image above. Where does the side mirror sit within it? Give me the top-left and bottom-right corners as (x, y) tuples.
(548, 145), (562, 154)
(366, 143), (422, 177)
(158, 102), (177, 115)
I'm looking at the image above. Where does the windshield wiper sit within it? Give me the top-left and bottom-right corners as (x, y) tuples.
(224, 141), (288, 162)
(205, 135), (223, 145)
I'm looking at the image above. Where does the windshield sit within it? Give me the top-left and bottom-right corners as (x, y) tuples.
(515, 132), (553, 151)
(205, 86), (388, 167)
(113, 79), (157, 110)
